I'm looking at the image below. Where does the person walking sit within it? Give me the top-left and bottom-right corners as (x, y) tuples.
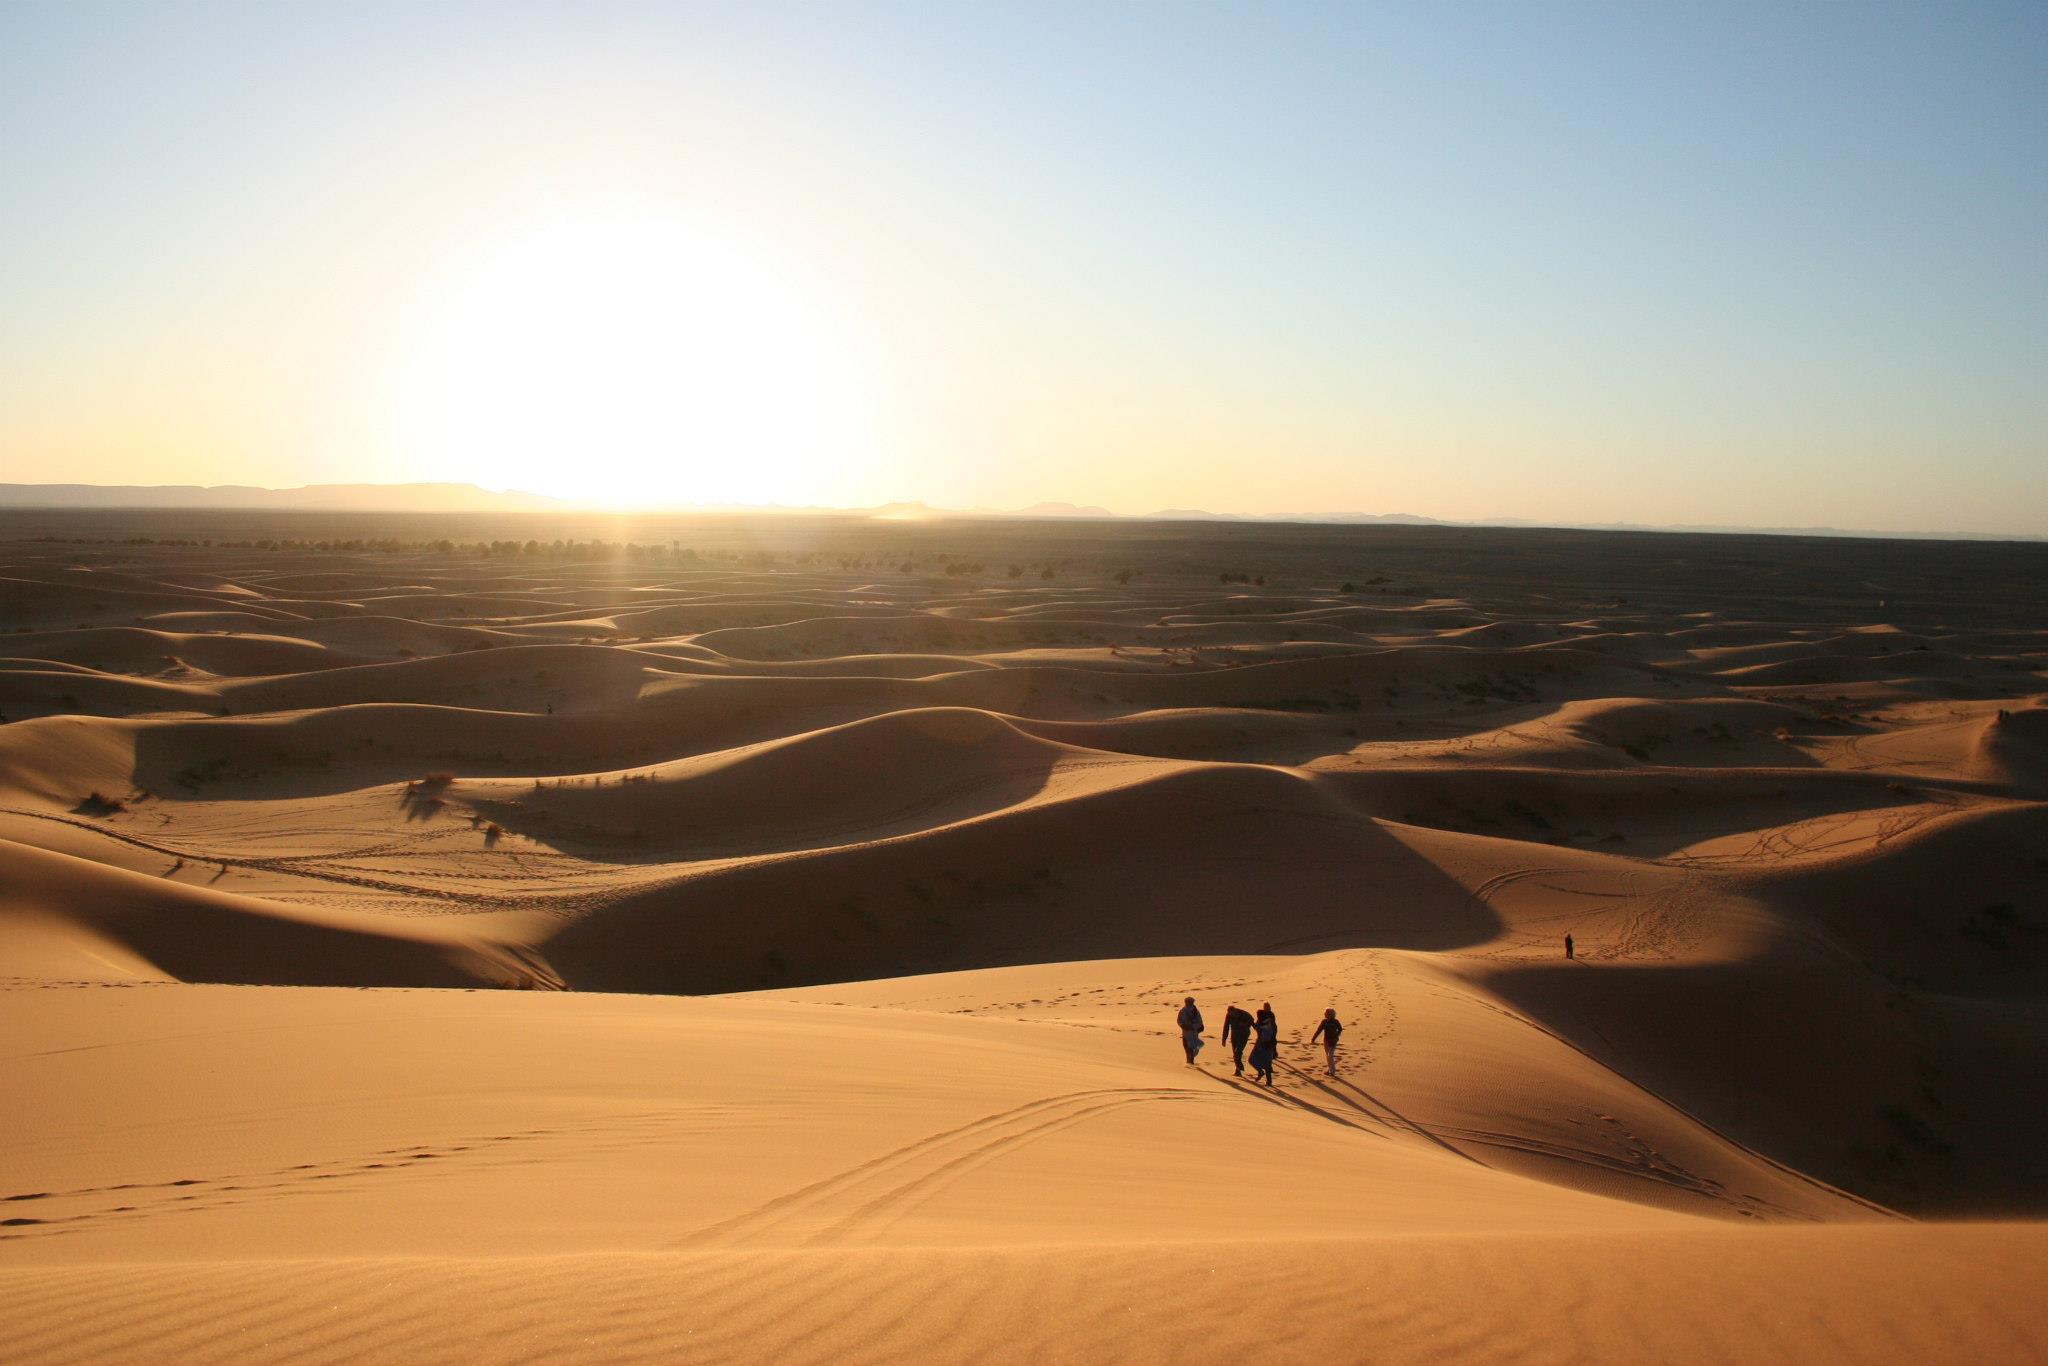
(1176, 997), (1205, 1066)
(1220, 1003), (1255, 1076)
(1308, 1008), (1343, 1077)
(1564, 932), (1575, 961)
(1248, 1004), (1278, 1085)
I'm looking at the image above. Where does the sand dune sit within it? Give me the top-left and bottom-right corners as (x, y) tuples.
(1, 520), (2043, 1362)
(0, 839), (525, 986)
(1975, 702), (2048, 790)
(0, 626), (371, 677)
(13, 981), (2042, 1363)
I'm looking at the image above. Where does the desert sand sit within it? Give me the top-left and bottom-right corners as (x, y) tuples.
(3, 512), (2045, 1363)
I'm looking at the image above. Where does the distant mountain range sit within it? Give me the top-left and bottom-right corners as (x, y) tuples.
(0, 482), (564, 512)
(0, 482), (2037, 543)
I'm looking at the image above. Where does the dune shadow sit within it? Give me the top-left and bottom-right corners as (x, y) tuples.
(543, 764), (1508, 994)
(1481, 939), (2048, 1219)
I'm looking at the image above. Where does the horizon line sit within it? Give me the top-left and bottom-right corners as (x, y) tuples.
(0, 480), (2041, 545)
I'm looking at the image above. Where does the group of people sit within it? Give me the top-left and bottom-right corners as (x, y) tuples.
(1174, 998), (1344, 1084)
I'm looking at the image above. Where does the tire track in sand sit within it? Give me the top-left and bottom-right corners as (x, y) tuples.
(677, 1087), (1216, 1249)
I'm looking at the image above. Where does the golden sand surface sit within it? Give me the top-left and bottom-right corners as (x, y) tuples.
(3, 515), (2044, 1362)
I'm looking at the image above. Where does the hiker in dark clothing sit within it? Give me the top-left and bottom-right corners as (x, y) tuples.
(1308, 1008), (1343, 1076)
(1220, 1004), (1255, 1076)
(1248, 1004), (1278, 1085)
(1564, 932), (1575, 961)
(1176, 997), (1205, 1065)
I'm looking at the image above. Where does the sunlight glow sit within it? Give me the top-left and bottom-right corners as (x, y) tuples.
(397, 217), (873, 508)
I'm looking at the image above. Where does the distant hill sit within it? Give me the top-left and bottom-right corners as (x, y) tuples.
(0, 483), (2035, 541)
(1004, 501), (1116, 519)
(0, 483), (570, 512)
(1142, 508), (1443, 526)
(1472, 516), (2044, 543)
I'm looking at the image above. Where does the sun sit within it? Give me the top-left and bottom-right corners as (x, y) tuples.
(396, 217), (874, 508)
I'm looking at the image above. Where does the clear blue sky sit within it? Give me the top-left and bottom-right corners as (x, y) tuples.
(2, 1), (2043, 531)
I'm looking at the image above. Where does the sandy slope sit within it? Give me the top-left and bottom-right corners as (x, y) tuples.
(0, 521), (2043, 1361)
(5, 983), (2044, 1364)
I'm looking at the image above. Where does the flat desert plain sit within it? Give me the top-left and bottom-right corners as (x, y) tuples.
(2, 513), (2045, 1364)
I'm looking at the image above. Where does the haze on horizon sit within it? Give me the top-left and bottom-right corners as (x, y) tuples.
(1, 1), (2043, 536)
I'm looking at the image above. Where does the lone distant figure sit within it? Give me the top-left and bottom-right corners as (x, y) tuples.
(1564, 932), (1575, 961)
(1220, 1003), (1255, 1076)
(1176, 997), (1205, 1065)
(1248, 1004), (1278, 1086)
(1308, 1008), (1343, 1076)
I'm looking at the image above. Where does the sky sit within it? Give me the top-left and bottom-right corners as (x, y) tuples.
(1, 1), (2043, 533)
